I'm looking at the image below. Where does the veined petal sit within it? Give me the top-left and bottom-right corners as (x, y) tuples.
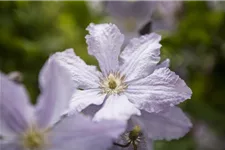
(93, 95), (141, 121)
(35, 59), (74, 129)
(86, 23), (124, 75)
(49, 48), (101, 89)
(155, 58), (170, 69)
(0, 117), (16, 138)
(0, 139), (22, 150)
(126, 67), (192, 113)
(68, 89), (106, 115)
(50, 114), (126, 150)
(0, 72), (33, 134)
(119, 33), (161, 81)
(131, 107), (192, 140)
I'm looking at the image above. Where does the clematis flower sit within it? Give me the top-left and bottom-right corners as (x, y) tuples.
(151, 1), (183, 32)
(103, 1), (154, 44)
(87, 1), (104, 15)
(82, 61), (192, 150)
(103, 1), (182, 44)
(52, 23), (192, 121)
(207, 1), (225, 11)
(111, 106), (192, 150)
(0, 58), (126, 150)
(88, 1), (183, 45)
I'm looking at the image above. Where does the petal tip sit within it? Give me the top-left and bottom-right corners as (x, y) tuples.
(64, 48), (75, 53)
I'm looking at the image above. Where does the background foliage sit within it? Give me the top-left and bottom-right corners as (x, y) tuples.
(0, 1), (225, 150)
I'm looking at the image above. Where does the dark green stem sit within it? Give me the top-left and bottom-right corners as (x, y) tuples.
(113, 141), (131, 148)
(132, 142), (138, 150)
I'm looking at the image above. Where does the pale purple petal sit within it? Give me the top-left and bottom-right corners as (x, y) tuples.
(131, 107), (192, 140)
(50, 114), (126, 150)
(105, 1), (154, 20)
(68, 89), (106, 115)
(0, 118), (17, 138)
(35, 59), (74, 129)
(126, 67), (192, 113)
(155, 58), (170, 69)
(93, 95), (141, 121)
(151, 2), (182, 32)
(82, 104), (102, 117)
(142, 138), (153, 150)
(49, 49), (101, 89)
(0, 140), (22, 150)
(119, 33), (161, 81)
(86, 23), (124, 75)
(0, 72), (33, 134)
(104, 1), (155, 42)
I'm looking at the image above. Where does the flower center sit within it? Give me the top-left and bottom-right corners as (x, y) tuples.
(129, 125), (141, 141)
(113, 125), (143, 150)
(127, 125), (143, 150)
(100, 73), (127, 95)
(21, 126), (47, 150)
(108, 80), (117, 89)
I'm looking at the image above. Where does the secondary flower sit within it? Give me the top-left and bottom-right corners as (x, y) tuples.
(207, 1), (225, 11)
(52, 23), (192, 121)
(0, 58), (126, 150)
(103, 1), (182, 44)
(194, 121), (224, 150)
(104, 0), (183, 35)
(104, 1), (154, 43)
(151, 1), (183, 32)
(111, 106), (192, 150)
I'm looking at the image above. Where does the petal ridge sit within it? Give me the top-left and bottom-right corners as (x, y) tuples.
(120, 33), (161, 81)
(126, 67), (192, 113)
(86, 23), (124, 75)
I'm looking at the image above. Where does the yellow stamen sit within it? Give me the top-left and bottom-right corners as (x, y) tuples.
(129, 125), (141, 141)
(108, 80), (117, 89)
(100, 73), (127, 95)
(21, 127), (47, 150)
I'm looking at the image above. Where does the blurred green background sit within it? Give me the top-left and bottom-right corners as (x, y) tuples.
(0, 1), (225, 150)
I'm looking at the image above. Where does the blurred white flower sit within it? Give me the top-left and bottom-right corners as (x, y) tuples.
(87, 1), (104, 15)
(104, 1), (154, 44)
(0, 57), (126, 150)
(207, 1), (225, 11)
(52, 23), (192, 122)
(103, 1), (183, 44)
(111, 107), (192, 150)
(151, 1), (182, 32)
